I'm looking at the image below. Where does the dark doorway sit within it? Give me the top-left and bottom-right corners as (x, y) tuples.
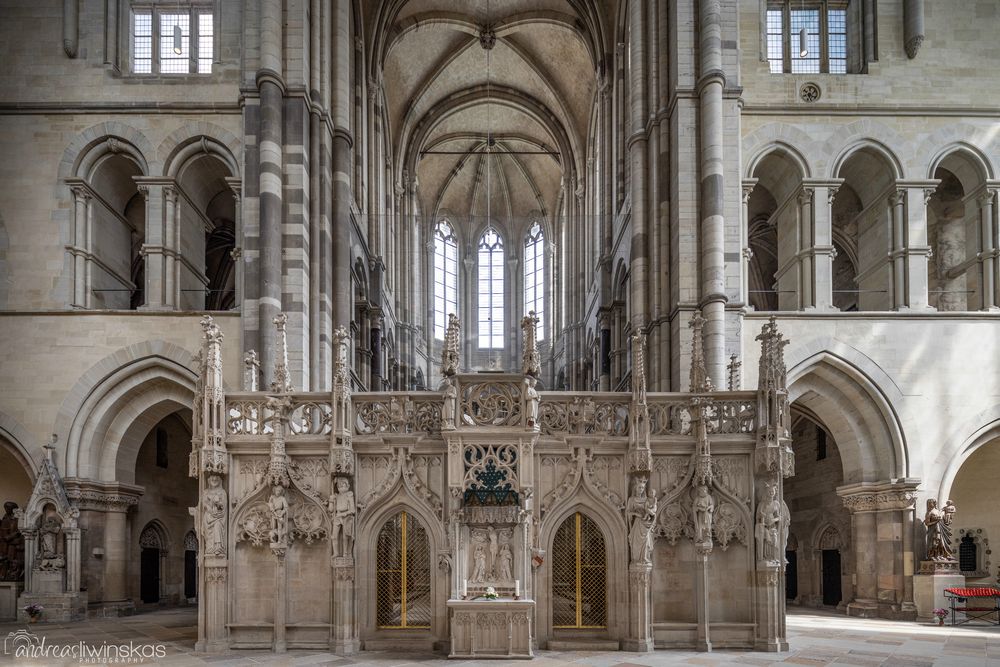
(184, 549), (197, 599)
(821, 549), (842, 606)
(140, 547), (160, 603)
(785, 550), (798, 600)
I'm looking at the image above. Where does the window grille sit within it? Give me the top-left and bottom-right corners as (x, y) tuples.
(131, 4), (214, 75)
(376, 511), (431, 629)
(552, 512), (607, 629)
(766, 1), (849, 74)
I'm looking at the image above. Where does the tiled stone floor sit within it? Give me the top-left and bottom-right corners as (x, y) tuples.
(1, 608), (998, 666)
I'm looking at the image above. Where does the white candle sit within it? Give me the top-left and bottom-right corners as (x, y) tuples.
(461, 579), (468, 597)
(515, 579), (520, 596)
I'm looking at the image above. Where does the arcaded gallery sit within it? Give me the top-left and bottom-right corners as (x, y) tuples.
(0, 0), (999, 664)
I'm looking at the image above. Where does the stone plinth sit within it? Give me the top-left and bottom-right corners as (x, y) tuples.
(0, 582), (21, 621)
(33, 569), (64, 594)
(16, 591), (86, 623)
(447, 598), (534, 659)
(914, 571), (965, 621)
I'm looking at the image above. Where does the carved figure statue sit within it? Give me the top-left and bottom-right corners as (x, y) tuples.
(203, 474), (228, 557)
(693, 485), (715, 545)
(924, 498), (954, 561)
(328, 477), (356, 558)
(497, 542), (513, 582)
(626, 476), (658, 565)
(442, 313), (461, 376)
(471, 543), (488, 582)
(39, 514), (61, 560)
(0, 502), (23, 581)
(268, 485), (289, 545)
(441, 378), (458, 430)
(755, 483), (781, 564)
(488, 526), (499, 577)
(524, 377), (539, 429)
(521, 311), (541, 376)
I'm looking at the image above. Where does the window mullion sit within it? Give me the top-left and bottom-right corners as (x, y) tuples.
(821, 1), (830, 73)
(783, 3), (791, 73)
(151, 10), (159, 73)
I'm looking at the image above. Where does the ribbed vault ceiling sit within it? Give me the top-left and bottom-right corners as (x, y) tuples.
(373, 0), (603, 226)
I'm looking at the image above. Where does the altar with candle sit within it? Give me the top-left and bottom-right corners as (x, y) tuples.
(447, 597), (535, 659)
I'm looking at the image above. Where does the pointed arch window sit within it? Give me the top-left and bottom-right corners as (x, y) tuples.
(478, 228), (505, 349)
(376, 511), (431, 629)
(433, 220), (458, 340)
(524, 221), (545, 341)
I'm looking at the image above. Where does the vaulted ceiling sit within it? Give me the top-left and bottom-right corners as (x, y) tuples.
(369, 0), (609, 231)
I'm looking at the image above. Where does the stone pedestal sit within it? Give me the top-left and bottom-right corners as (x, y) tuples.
(0, 582), (21, 621)
(33, 569), (64, 594)
(16, 591), (86, 623)
(914, 570), (965, 621)
(623, 563), (654, 652)
(447, 598), (534, 659)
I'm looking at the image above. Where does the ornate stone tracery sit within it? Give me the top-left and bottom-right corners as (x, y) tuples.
(190, 312), (794, 655)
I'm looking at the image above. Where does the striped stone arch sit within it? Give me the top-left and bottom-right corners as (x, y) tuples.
(158, 122), (242, 179)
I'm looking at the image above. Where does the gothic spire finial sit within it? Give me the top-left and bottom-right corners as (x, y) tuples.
(271, 313), (292, 392)
(688, 310), (714, 393)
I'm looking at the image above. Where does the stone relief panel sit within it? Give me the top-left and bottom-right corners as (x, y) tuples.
(652, 456), (689, 498)
(538, 456), (576, 517)
(585, 456), (625, 509)
(712, 456), (750, 504)
(236, 456), (268, 501)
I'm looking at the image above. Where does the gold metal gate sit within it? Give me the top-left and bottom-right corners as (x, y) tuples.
(552, 512), (607, 628)
(376, 511), (431, 628)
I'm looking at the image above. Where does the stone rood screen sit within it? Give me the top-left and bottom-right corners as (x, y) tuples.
(189, 312), (795, 655)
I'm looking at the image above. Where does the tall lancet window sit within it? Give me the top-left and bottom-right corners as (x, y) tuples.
(433, 220), (458, 340)
(478, 228), (505, 349)
(524, 221), (545, 341)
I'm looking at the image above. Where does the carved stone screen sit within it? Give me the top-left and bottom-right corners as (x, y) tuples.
(376, 511), (431, 628)
(552, 512), (607, 628)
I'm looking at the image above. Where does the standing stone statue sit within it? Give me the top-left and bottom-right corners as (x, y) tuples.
(268, 485), (289, 545)
(471, 543), (488, 582)
(524, 377), (540, 429)
(692, 485), (715, 545)
(0, 502), (23, 581)
(755, 483), (781, 564)
(203, 475), (228, 557)
(924, 498), (955, 561)
(440, 377), (458, 429)
(626, 476), (658, 565)
(39, 514), (61, 560)
(497, 543), (513, 582)
(328, 477), (356, 558)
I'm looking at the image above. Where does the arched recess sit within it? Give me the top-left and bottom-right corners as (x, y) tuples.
(748, 144), (809, 311)
(538, 490), (626, 647)
(138, 519), (171, 604)
(830, 141), (904, 311)
(787, 351), (906, 484)
(925, 145), (991, 311)
(356, 487), (448, 647)
(55, 341), (198, 482)
(936, 413), (1000, 503)
(164, 136), (240, 311)
(68, 135), (150, 309)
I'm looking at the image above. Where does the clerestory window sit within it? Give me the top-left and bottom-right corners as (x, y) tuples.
(523, 221), (545, 341)
(767, 1), (848, 74)
(131, 3), (215, 75)
(477, 228), (505, 349)
(433, 220), (458, 341)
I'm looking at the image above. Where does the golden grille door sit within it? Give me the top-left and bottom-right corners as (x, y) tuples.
(376, 511), (431, 628)
(551, 512), (607, 628)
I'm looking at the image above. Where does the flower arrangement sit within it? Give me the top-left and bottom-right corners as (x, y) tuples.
(483, 586), (499, 600)
(932, 608), (948, 625)
(23, 603), (43, 621)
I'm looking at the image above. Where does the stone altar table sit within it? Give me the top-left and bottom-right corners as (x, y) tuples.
(447, 598), (535, 659)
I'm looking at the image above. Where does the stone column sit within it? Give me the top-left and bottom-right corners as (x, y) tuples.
(198, 562), (228, 652)
(64, 526), (81, 594)
(102, 504), (131, 604)
(842, 495), (878, 617)
(332, 557), (359, 654)
(624, 564), (653, 652)
(21, 529), (36, 593)
(163, 185), (178, 309)
(900, 183), (936, 310)
(741, 180), (757, 308)
(802, 180), (843, 310)
(598, 310), (611, 391)
(136, 182), (165, 309)
(627, 0), (649, 340)
(797, 188), (815, 309)
(889, 190), (907, 310)
(978, 188), (999, 309)
(69, 185), (91, 308)
(225, 177), (243, 312)
(370, 315), (383, 391)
